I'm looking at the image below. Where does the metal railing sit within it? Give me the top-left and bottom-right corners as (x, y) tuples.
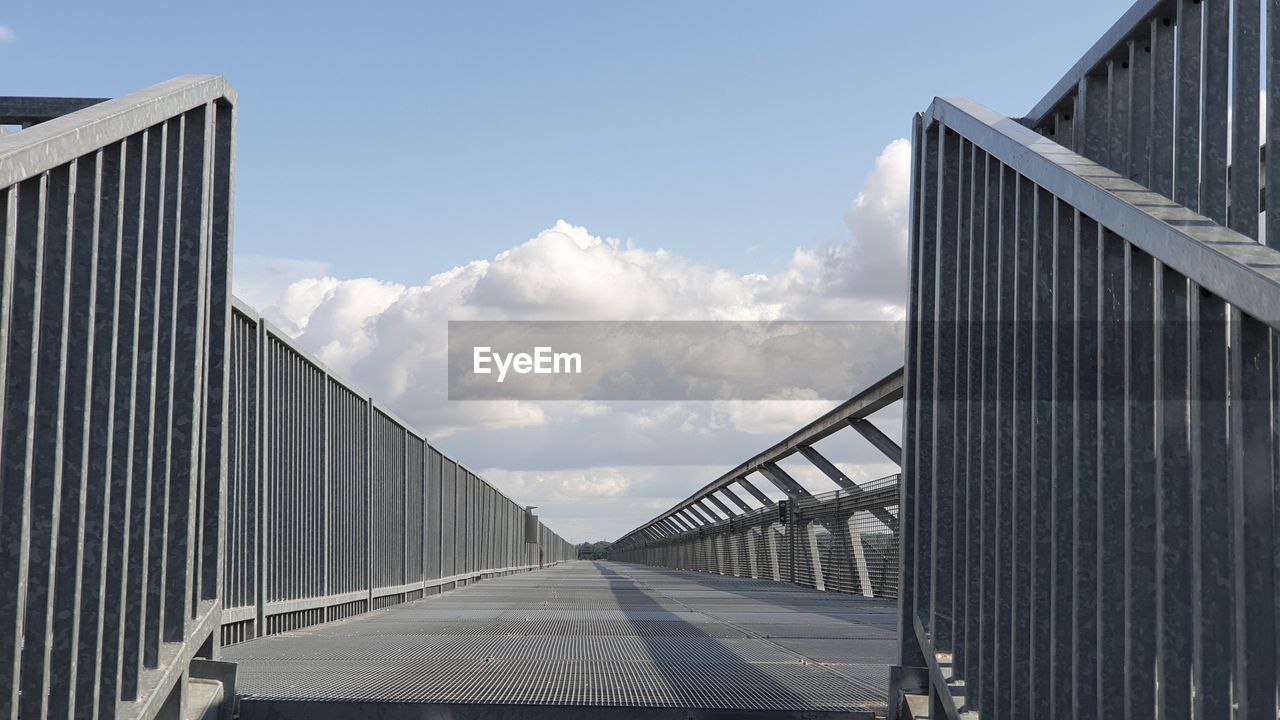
(0, 75), (235, 720)
(222, 300), (575, 645)
(610, 369), (903, 601)
(901, 1), (1280, 716)
(1024, 0), (1275, 240)
(0, 77), (575, 720)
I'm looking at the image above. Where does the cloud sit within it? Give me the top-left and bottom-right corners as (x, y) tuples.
(240, 138), (913, 539)
(826, 137), (912, 306)
(233, 254), (331, 315)
(713, 391), (838, 435)
(0, 25), (14, 44)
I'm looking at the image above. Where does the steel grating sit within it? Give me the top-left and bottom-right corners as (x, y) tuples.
(226, 561), (895, 717)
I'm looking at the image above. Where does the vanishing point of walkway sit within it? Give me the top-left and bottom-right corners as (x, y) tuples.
(225, 561), (896, 719)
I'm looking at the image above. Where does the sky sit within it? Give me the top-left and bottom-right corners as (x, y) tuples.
(5, 1), (1129, 542)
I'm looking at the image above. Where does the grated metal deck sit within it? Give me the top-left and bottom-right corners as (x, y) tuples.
(225, 561), (896, 719)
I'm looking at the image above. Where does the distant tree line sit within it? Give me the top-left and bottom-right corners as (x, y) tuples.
(577, 541), (612, 559)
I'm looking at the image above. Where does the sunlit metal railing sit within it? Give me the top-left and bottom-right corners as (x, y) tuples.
(221, 300), (576, 645)
(0, 77), (575, 720)
(0, 74), (235, 720)
(902, 1), (1280, 715)
(609, 369), (903, 602)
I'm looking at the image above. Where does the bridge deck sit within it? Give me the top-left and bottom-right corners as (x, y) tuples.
(225, 561), (895, 719)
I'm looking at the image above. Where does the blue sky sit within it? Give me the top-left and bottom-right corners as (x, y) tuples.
(6, 1), (1121, 284)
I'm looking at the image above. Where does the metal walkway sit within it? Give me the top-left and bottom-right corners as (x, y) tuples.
(224, 561), (895, 719)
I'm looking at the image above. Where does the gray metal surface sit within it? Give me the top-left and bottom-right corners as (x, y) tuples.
(227, 561), (894, 718)
(0, 77), (576, 720)
(0, 75), (235, 720)
(904, 1), (1280, 714)
(222, 299), (575, 645)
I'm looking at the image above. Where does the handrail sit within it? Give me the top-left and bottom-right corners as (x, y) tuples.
(0, 76), (577, 720)
(611, 471), (901, 600)
(925, 95), (1280, 325)
(0, 74), (239, 720)
(904, 88), (1280, 719)
(0, 74), (234, 188)
(613, 367), (903, 547)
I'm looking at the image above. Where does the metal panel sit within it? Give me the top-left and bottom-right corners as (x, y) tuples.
(0, 76), (233, 719)
(901, 4), (1280, 708)
(0, 77), (578, 719)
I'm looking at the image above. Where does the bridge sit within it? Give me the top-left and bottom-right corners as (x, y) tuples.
(4, 0), (1280, 718)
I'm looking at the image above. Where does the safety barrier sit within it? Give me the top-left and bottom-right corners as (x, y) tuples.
(901, 0), (1280, 717)
(0, 75), (234, 720)
(0, 76), (574, 720)
(222, 300), (575, 646)
(610, 369), (903, 602)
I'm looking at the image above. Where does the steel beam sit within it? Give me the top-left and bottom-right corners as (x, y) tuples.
(690, 502), (719, 524)
(737, 479), (775, 507)
(613, 368), (901, 546)
(758, 463), (812, 499)
(846, 420), (903, 465)
(796, 445), (857, 489)
(703, 493), (737, 517)
(719, 488), (753, 513)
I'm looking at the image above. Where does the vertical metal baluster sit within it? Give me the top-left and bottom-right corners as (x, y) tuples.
(1155, 266), (1192, 720)
(1073, 214), (1100, 720)
(1108, 58), (1132, 178)
(931, 125), (958, 652)
(1096, 228), (1126, 720)
(1129, 34), (1153, 189)
(1175, 0), (1203, 210)
(1150, 16), (1176, 199)
(21, 161), (71, 719)
(1230, 311), (1276, 720)
(978, 152), (999, 717)
(1011, 172), (1035, 720)
(1080, 74), (1109, 165)
(78, 142), (123, 717)
(963, 144), (987, 695)
(1029, 185), (1054, 719)
(914, 123), (938, 648)
(48, 149), (101, 720)
(1048, 198), (1076, 720)
(1203, 0), (1230, 226)
(950, 138), (970, 678)
(994, 162), (1016, 720)
(1123, 245), (1157, 720)
(1231, 0), (1261, 240)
